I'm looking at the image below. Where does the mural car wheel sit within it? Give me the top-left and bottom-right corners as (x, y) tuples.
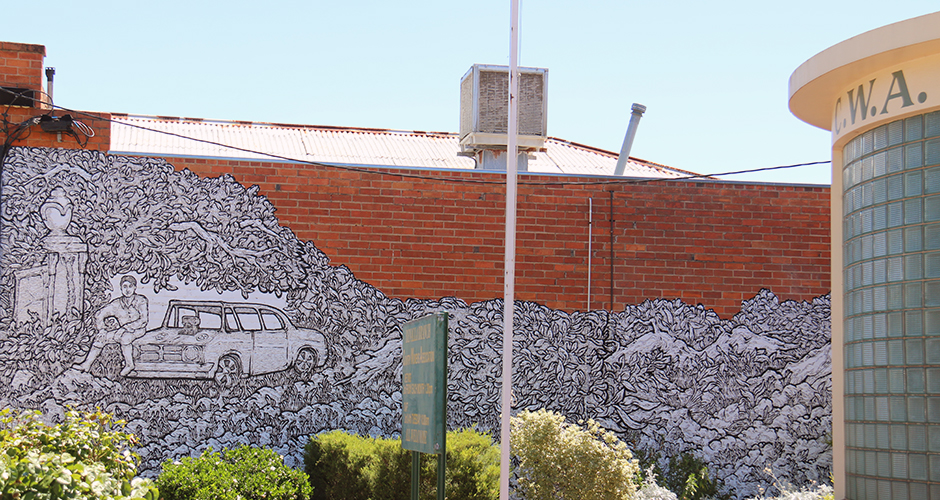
(294, 347), (318, 379)
(214, 354), (242, 386)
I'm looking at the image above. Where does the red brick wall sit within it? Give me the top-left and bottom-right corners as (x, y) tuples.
(0, 42), (45, 94)
(3, 108), (111, 151)
(155, 157), (831, 318)
(0, 42), (111, 151)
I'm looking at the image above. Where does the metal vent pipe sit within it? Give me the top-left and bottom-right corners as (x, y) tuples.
(613, 103), (646, 176)
(45, 67), (55, 105)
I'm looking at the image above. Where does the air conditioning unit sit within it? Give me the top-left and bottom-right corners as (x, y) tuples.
(459, 64), (548, 154)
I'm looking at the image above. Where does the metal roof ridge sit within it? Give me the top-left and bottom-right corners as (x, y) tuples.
(544, 137), (699, 177)
(112, 114), (703, 177)
(113, 114), (459, 137)
(627, 155), (708, 178)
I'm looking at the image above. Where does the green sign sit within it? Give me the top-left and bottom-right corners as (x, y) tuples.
(401, 312), (447, 454)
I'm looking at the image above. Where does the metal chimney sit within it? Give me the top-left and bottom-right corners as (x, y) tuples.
(45, 67), (55, 105)
(613, 103), (646, 176)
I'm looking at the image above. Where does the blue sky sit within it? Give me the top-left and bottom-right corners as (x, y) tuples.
(5, 2), (939, 184)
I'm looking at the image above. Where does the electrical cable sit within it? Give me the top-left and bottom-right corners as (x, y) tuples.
(0, 86), (91, 153)
(72, 119), (96, 138)
(1, 87), (48, 116)
(0, 86), (831, 188)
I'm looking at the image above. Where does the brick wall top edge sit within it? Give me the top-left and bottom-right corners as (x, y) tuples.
(142, 155), (832, 192)
(0, 42), (46, 55)
(13, 108), (111, 122)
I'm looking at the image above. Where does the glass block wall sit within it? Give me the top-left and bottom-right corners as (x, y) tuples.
(842, 111), (940, 500)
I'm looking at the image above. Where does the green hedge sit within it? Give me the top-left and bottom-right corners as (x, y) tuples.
(303, 430), (372, 500)
(304, 427), (498, 500)
(157, 445), (312, 500)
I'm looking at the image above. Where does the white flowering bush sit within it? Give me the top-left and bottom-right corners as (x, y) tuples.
(635, 465), (678, 500)
(511, 409), (640, 500)
(745, 468), (833, 500)
(745, 484), (833, 500)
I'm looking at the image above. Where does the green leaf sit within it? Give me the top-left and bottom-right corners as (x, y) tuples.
(55, 468), (72, 485)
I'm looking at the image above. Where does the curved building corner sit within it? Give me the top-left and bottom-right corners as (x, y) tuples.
(790, 11), (940, 500)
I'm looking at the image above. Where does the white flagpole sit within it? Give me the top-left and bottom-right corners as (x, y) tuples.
(500, 0), (519, 498)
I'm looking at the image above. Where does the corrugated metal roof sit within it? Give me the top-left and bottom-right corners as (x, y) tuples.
(109, 115), (694, 179)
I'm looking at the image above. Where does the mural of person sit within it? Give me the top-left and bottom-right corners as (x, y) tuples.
(76, 275), (149, 376)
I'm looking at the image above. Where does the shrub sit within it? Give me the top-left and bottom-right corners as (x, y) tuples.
(304, 427), (499, 500)
(369, 437), (417, 500)
(510, 409), (640, 500)
(441, 427), (499, 500)
(157, 445), (312, 500)
(661, 452), (728, 500)
(0, 407), (158, 500)
(745, 468), (833, 500)
(630, 447), (729, 500)
(745, 484), (834, 500)
(304, 430), (372, 500)
(635, 465), (678, 500)
(368, 428), (498, 500)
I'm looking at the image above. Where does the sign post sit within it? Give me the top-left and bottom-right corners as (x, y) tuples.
(401, 312), (448, 500)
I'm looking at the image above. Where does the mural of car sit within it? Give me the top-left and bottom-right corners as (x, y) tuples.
(130, 300), (326, 384)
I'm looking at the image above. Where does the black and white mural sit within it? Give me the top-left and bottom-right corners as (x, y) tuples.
(0, 147), (831, 499)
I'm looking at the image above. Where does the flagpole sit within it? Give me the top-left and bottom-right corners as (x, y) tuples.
(499, 0), (519, 498)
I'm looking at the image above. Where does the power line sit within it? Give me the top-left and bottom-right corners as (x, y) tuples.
(0, 86), (831, 188)
(521, 160), (831, 186)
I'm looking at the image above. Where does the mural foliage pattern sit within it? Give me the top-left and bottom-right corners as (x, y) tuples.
(0, 148), (831, 499)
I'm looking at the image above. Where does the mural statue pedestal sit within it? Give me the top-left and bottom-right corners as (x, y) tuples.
(42, 234), (87, 320)
(12, 187), (87, 325)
